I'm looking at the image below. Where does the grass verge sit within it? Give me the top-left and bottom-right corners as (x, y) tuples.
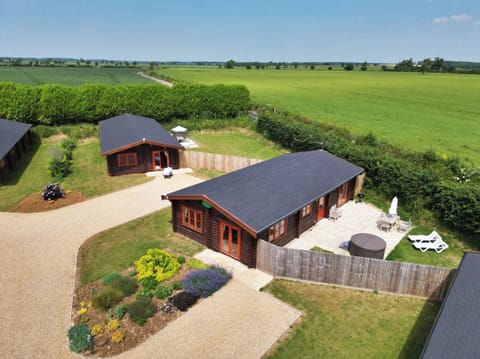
(189, 128), (287, 159)
(265, 279), (440, 359)
(78, 208), (205, 285)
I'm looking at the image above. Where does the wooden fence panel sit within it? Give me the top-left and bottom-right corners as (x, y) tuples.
(257, 241), (455, 300)
(180, 151), (263, 173)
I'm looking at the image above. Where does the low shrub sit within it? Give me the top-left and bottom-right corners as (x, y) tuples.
(128, 269), (137, 277)
(177, 256), (186, 264)
(103, 272), (120, 286)
(136, 287), (153, 299)
(41, 183), (65, 201)
(169, 291), (198, 312)
(48, 138), (76, 181)
(155, 285), (172, 299)
(106, 319), (120, 332)
(111, 275), (138, 296)
(32, 124), (58, 138)
(128, 297), (157, 326)
(67, 323), (93, 353)
(171, 280), (183, 291)
(91, 324), (104, 336)
(91, 287), (124, 311)
(161, 301), (177, 313)
(182, 266), (232, 298)
(135, 249), (181, 283)
(140, 277), (157, 291)
(114, 304), (127, 320)
(111, 331), (125, 344)
(186, 258), (207, 270)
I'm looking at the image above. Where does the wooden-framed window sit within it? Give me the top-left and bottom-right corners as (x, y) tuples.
(302, 203), (313, 218)
(268, 219), (287, 242)
(117, 152), (138, 167)
(181, 206), (203, 232)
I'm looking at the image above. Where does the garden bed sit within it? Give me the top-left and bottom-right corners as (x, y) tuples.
(70, 249), (230, 357)
(71, 266), (185, 357)
(8, 190), (85, 212)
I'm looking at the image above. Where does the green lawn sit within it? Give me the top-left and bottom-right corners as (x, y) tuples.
(0, 67), (153, 85)
(79, 208), (205, 285)
(153, 67), (480, 165)
(0, 135), (52, 210)
(265, 279), (440, 359)
(189, 128), (287, 159)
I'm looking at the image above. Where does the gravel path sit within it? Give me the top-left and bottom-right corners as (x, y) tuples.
(137, 72), (173, 87)
(0, 174), (202, 358)
(0, 173), (300, 358)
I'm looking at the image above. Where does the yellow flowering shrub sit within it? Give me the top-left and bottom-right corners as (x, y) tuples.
(111, 331), (125, 344)
(91, 324), (104, 336)
(107, 319), (120, 332)
(135, 249), (181, 283)
(77, 301), (88, 315)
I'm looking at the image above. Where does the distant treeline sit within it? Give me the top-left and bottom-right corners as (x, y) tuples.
(383, 57), (480, 74)
(0, 82), (250, 124)
(257, 110), (480, 237)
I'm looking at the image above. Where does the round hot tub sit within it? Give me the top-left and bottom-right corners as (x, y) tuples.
(349, 233), (386, 259)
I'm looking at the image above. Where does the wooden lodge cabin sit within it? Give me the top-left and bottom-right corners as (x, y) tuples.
(165, 150), (365, 268)
(99, 114), (184, 176)
(421, 252), (480, 359)
(0, 119), (32, 185)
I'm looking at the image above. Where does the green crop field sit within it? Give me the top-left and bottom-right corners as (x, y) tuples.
(152, 67), (480, 165)
(0, 66), (153, 85)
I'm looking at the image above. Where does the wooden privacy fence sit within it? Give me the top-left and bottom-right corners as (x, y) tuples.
(180, 151), (262, 173)
(257, 241), (455, 300)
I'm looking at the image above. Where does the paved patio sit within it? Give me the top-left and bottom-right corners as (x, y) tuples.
(287, 201), (410, 258)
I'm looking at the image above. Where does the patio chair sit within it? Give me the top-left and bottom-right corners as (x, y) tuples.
(408, 230), (441, 243)
(398, 219), (412, 232)
(329, 205), (342, 221)
(413, 238), (449, 253)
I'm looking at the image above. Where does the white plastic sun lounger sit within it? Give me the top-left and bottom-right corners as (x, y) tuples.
(412, 238), (449, 253)
(408, 230), (441, 243)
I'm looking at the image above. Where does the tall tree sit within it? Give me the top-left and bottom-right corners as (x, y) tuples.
(225, 59), (235, 69)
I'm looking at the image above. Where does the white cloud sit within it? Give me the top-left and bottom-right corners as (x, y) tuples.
(450, 14), (472, 22)
(433, 17), (449, 24)
(433, 14), (473, 24)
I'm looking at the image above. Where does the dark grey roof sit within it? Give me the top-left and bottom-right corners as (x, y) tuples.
(168, 150), (364, 234)
(99, 114), (183, 155)
(421, 252), (480, 359)
(0, 119), (32, 159)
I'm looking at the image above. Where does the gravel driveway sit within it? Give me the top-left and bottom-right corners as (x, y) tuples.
(0, 173), (300, 358)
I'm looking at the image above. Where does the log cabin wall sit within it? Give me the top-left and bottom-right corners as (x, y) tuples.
(106, 144), (180, 176)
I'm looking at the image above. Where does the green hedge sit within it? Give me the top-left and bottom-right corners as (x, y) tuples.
(257, 111), (480, 235)
(0, 82), (250, 125)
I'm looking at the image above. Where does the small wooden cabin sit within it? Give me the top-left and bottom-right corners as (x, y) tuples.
(99, 114), (184, 176)
(166, 150), (365, 268)
(421, 252), (480, 359)
(0, 119), (32, 185)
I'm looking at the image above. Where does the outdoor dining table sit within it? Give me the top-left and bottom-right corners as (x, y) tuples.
(378, 214), (399, 231)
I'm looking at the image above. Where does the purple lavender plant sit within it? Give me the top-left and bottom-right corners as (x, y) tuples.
(181, 266), (232, 298)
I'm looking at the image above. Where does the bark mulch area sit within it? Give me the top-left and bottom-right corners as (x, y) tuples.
(72, 265), (195, 357)
(7, 190), (85, 212)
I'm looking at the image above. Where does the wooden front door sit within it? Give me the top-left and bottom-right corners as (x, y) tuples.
(151, 150), (168, 170)
(219, 222), (241, 259)
(337, 182), (349, 207)
(317, 196), (326, 220)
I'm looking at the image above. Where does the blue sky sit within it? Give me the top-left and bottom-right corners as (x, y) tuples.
(1, 0), (479, 62)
